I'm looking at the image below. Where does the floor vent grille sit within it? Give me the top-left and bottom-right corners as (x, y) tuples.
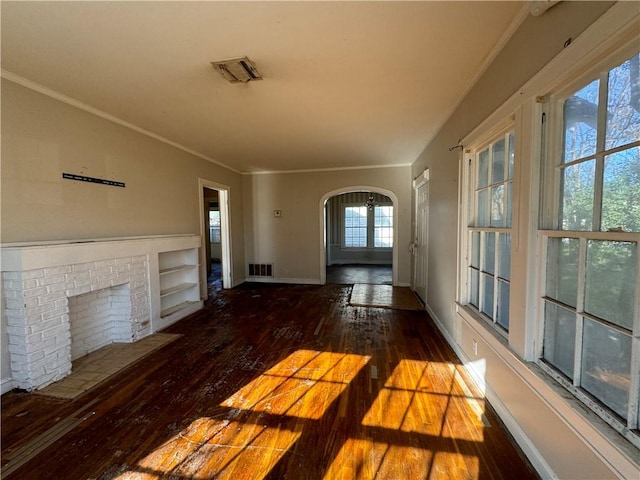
(249, 263), (273, 277)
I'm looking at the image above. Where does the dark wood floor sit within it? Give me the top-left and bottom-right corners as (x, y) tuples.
(1, 283), (538, 480)
(326, 264), (392, 285)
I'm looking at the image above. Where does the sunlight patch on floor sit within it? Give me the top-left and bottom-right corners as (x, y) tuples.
(221, 349), (371, 419)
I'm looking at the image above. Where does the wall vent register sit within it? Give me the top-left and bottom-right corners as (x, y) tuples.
(249, 263), (273, 277)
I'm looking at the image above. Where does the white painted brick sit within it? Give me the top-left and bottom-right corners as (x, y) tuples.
(41, 307), (68, 321)
(31, 317), (64, 333)
(95, 259), (117, 268)
(72, 263), (94, 273)
(47, 282), (72, 294)
(24, 296), (42, 308)
(44, 265), (72, 277)
(113, 264), (130, 274)
(22, 270), (45, 280)
(27, 303), (55, 317)
(2, 271), (22, 281)
(2, 288), (21, 299)
(42, 326), (67, 339)
(6, 325), (29, 336)
(24, 286), (49, 298)
(73, 278), (95, 289)
(30, 353), (61, 372)
(22, 279), (38, 290)
(7, 342), (29, 355)
(89, 267), (112, 278)
(37, 293), (60, 306)
(55, 298), (69, 309)
(5, 298), (26, 310)
(37, 274), (67, 287)
(68, 270), (90, 282)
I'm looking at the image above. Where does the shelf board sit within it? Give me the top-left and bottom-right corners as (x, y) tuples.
(160, 282), (198, 298)
(161, 300), (201, 318)
(159, 264), (198, 275)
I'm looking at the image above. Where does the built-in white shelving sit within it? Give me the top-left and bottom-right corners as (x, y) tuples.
(158, 248), (201, 320)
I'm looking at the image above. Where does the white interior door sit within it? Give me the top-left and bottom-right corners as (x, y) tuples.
(413, 171), (429, 303)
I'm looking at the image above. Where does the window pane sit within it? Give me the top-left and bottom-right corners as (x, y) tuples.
(496, 280), (509, 330)
(563, 79), (599, 162)
(491, 139), (506, 184)
(481, 272), (494, 318)
(470, 231), (480, 269)
(490, 185), (505, 227)
(478, 149), (489, 188)
(543, 302), (576, 379)
(581, 318), (631, 420)
(606, 53), (640, 150)
(476, 189), (489, 227)
(545, 237), (579, 308)
(505, 182), (513, 228)
(469, 268), (479, 308)
(498, 233), (511, 281)
(482, 232), (495, 275)
(561, 160), (595, 230)
(585, 241), (636, 330)
(602, 148), (640, 233)
(374, 206), (393, 227)
(374, 206), (393, 247)
(374, 227), (393, 248)
(508, 132), (515, 180)
(345, 206), (367, 247)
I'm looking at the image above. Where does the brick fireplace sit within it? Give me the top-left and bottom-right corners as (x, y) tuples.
(1, 235), (202, 391)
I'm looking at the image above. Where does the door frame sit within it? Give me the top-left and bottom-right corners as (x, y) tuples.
(319, 185), (399, 285)
(198, 178), (232, 300)
(412, 169), (429, 300)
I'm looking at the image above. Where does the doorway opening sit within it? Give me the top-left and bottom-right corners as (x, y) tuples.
(199, 180), (232, 300)
(320, 187), (398, 286)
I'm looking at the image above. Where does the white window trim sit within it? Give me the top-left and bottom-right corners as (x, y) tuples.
(458, 122), (516, 339)
(538, 43), (640, 447)
(453, 3), (640, 477)
(341, 203), (393, 250)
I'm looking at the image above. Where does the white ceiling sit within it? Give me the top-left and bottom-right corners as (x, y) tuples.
(1, 1), (525, 174)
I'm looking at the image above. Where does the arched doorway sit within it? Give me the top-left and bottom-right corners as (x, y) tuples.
(319, 186), (399, 286)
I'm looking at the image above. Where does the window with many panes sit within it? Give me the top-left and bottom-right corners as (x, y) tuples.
(541, 52), (639, 443)
(343, 205), (393, 249)
(465, 131), (514, 332)
(209, 209), (221, 244)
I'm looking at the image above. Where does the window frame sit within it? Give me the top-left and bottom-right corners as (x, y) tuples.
(342, 203), (393, 250)
(538, 44), (640, 447)
(454, 7), (640, 474)
(459, 122), (516, 337)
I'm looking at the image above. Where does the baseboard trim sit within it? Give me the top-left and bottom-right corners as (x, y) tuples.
(244, 277), (322, 285)
(1, 377), (16, 395)
(423, 303), (556, 480)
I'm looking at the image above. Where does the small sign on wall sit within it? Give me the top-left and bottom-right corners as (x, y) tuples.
(62, 173), (125, 188)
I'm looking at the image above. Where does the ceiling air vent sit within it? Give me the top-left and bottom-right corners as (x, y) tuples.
(211, 57), (263, 83)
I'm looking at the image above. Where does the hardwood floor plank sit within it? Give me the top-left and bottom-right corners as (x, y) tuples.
(1, 283), (539, 480)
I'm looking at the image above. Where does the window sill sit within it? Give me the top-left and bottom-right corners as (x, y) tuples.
(456, 305), (640, 478)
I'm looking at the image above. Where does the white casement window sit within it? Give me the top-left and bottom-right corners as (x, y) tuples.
(343, 204), (393, 249)
(462, 129), (515, 333)
(540, 50), (639, 444)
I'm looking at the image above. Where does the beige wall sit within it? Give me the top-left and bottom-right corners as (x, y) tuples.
(242, 166), (411, 285)
(1, 77), (247, 288)
(1, 80), (245, 247)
